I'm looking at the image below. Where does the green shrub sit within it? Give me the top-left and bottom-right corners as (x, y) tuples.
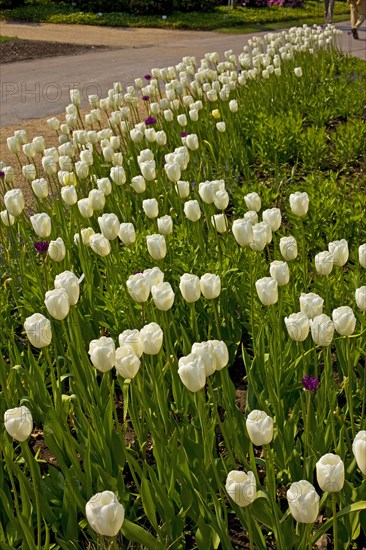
(174, 0), (219, 11)
(129, 0), (174, 15)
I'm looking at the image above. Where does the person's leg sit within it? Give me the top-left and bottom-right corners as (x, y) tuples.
(350, 0), (360, 37)
(327, 0), (336, 22)
(324, 0), (330, 21)
(354, 13), (366, 28)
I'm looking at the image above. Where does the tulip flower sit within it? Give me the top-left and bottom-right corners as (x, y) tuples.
(77, 198), (93, 219)
(244, 211), (258, 225)
(140, 160), (156, 181)
(225, 470), (257, 507)
(191, 342), (217, 377)
(262, 207), (282, 231)
(85, 491), (125, 537)
(61, 185), (78, 206)
(157, 215), (173, 235)
(207, 340), (229, 370)
(24, 313), (52, 348)
(48, 237), (66, 262)
(175, 180), (190, 199)
(294, 67), (303, 77)
(180, 273), (201, 303)
(359, 244), (366, 268)
(280, 236), (298, 261)
(199, 181), (215, 204)
(250, 223), (268, 251)
(151, 282), (175, 311)
(211, 214), (228, 234)
(118, 223), (136, 245)
(200, 273), (221, 299)
(255, 277), (278, 306)
(244, 192), (261, 212)
(352, 431), (366, 475)
(315, 251), (333, 276)
(88, 336), (116, 373)
(269, 261), (289, 287)
(287, 481), (319, 523)
(143, 198), (159, 219)
(44, 289), (70, 321)
(98, 213), (120, 240)
(54, 271), (80, 305)
(355, 286), (366, 311)
(186, 134), (199, 151)
(328, 239), (348, 267)
(213, 190), (229, 210)
(118, 329), (143, 358)
(142, 267), (164, 289)
(115, 346), (141, 379)
(1, 210), (15, 226)
(300, 292), (324, 319)
(126, 273), (150, 303)
(184, 200), (201, 222)
(284, 312), (309, 342)
(316, 454), (344, 492)
(79, 227), (95, 246)
(89, 189), (106, 211)
(246, 410), (274, 446)
(4, 406), (33, 442)
(332, 306), (356, 336)
(110, 165), (126, 185)
(89, 233), (112, 257)
(178, 353), (206, 392)
(31, 177), (49, 199)
(146, 234), (167, 261)
(310, 314), (334, 346)
(289, 191), (309, 216)
(130, 175), (146, 194)
(23, 163), (37, 182)
(140, 322), (163, 355)
(30, 213), (52, 238)
(232, 219), (253, 247)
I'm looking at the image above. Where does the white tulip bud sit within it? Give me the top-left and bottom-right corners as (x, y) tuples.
(178, 353), (206, 392)
(24, 313), (52, 348)
(284, 312), (309, 342)
(287, 481), (319, 523)
(44, 288), (70, 321)
(226, 470), (257, 507)
(48, 237), (66, 262)
(30, 213), (51, 238)
(316, 454), (344, 492)
(332, 306), (356, 336)
(88, 337), (116, 372)
(246, 410), (274, 446)
(54, 270), (80, 305)
(4, 406), (33, 442)
(85, 491), (125, 537)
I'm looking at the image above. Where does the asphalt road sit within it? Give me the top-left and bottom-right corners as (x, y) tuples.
(0, 20), (365, 127)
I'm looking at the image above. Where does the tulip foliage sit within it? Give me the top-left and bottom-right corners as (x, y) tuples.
(1, 25), (366, 550)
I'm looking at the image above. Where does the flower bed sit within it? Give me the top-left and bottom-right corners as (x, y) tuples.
(1, 25), (366, 550)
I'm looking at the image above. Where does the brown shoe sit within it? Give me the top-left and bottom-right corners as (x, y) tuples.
(352, 28), (359, 39)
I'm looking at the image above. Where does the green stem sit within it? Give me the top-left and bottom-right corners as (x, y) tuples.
(332, 493), (338, 550)
(244, 507), (255, 550)
(22, 442), (42, 550)
(303, 390), (311, 477)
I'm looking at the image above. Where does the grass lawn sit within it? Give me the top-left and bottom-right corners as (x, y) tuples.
(0, 34), (18, 41)
(0, 1), (350, 31)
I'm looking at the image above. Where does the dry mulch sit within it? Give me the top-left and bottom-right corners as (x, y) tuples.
(0, 38), (111, 64)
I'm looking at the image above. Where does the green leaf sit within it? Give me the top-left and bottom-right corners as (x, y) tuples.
(312, 501), (366, 544)
(141, 474), (158, 531)
(121, 518), (164, 550)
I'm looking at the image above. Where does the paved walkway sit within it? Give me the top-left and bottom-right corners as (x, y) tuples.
(0, 20), (365, 127)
